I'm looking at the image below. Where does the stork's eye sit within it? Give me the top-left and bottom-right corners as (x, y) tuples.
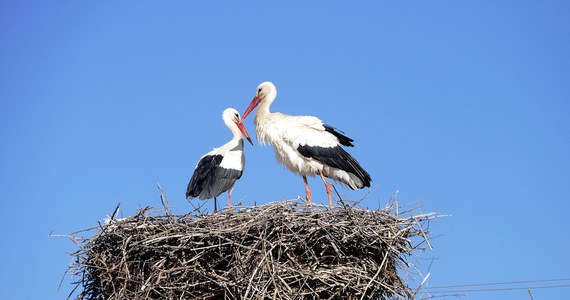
(257, 88), (262, 93)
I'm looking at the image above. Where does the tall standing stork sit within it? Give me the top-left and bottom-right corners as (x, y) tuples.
(241, 81), (371, 207)
(186, 108), (253, 212)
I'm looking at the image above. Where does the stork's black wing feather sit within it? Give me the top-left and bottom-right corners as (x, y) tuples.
(186, 154), (223, 199)
(323, 124), (354, 147)
(201, 167), (242, 199)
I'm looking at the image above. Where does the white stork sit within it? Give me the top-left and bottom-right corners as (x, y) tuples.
(241, 81), (371, 207)
(186, 108), (253, 212)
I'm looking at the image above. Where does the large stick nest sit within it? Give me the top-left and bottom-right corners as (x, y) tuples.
(68, 200), (436, 299)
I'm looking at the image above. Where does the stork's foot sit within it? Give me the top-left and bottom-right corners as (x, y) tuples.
(305, 193), (313, 206)
(295, 195), (311, 207)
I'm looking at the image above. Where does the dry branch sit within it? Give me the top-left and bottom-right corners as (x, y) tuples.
(67, 200), (437, 299)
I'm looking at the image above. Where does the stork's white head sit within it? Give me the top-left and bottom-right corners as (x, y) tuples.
(222, 108), (253, 145)
(241, 81), (277, 120)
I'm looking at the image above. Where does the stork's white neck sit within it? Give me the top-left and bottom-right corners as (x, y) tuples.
(226, 122), (244, 143)
(255, 85), (276, 116)
(252, 82), (278, 145)
(214, 121), (244, 155)
(222, 111), (245, 144)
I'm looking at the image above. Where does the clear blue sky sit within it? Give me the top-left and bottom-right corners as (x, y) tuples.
(1, 1), (569, 299)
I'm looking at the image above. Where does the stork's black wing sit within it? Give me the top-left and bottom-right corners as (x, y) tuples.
(186, 154), (243, 200)
(297, 144), (371, 189)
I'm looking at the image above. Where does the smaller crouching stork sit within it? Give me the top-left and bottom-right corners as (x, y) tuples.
(186, 108), (253, 212)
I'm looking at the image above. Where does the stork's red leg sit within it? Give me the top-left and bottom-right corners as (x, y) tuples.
(227, 190), (232, 209)
(319, 172), (333, 207)
(302, 175), (312, 205)
(214, 197), (218, 213)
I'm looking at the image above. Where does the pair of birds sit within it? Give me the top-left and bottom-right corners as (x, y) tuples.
(186, 81), (372, 211)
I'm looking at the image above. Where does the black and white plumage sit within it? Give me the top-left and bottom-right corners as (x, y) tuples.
(186, 108), (252, 212)
(241, 81), (371, 207)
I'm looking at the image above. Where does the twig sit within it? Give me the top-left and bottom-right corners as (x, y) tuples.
(157, 183), (172, 217)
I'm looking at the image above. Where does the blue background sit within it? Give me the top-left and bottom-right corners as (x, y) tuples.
(1, 1), (569, 299)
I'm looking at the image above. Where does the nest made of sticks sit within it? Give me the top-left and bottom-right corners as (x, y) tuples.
(67, 200), (437, 300)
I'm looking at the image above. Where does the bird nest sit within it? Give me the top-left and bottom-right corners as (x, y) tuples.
(67, 200), (437, 299)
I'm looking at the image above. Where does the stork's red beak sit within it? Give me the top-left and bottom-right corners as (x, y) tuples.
(241, 95), (261, 121)
(236, 119), (253, 145)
